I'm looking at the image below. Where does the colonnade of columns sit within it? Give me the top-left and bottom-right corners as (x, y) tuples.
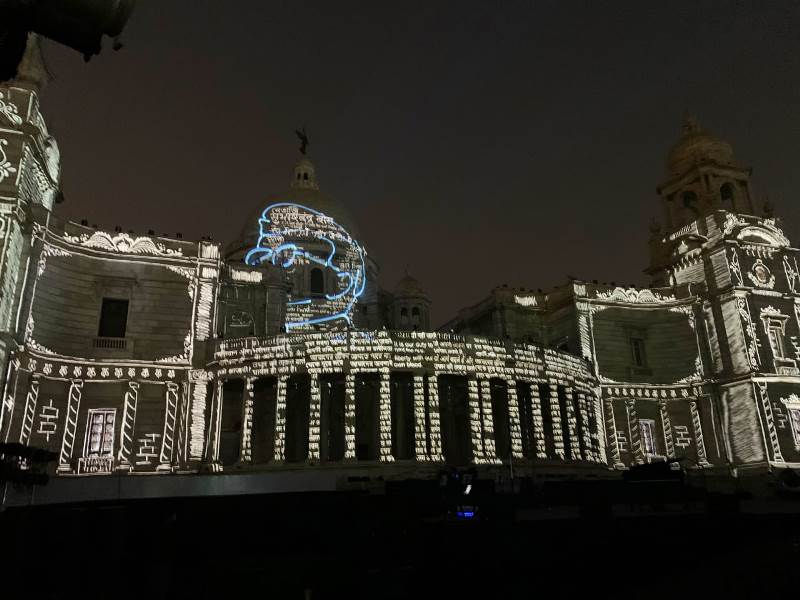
(197, 370), (603, 469)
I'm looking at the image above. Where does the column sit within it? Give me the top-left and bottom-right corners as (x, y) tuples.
(591, 389), (606, 464)
(175, 381), (190, 467)
(308, 374), (321, 461)
(239, 376), (255, 463)
(625, 398), (643, 465)
(158, 382), (180, 471)
(206, 378), (223, 468)
(564, 387), (581, 461)
(467, 375), (484, 462)
(506, 380), (524, 460)
(379, 371), (393, 462)
(273, 375), (288, 462)
(755, 383), (783, 463)
(530, 382), (547, 459)
(689, 399), (711, 466)
(659, 399), (676, 459)
(18, 376), (39, 445)
(549, 382), (564, 459)
(57, 379), (83, 473)
(426, 373), (443, 461)
(413, 373), (428, 461)
(344, 373), (356, 460)
(478, 378), (500, 464)
(576, 390), (594, 462)
(604, 398), (624, 469)
(0, 358), (20, 442)
(117, 381), (139, 470)
(187, 370), (209, 462)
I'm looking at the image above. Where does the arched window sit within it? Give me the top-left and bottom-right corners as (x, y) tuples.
(411, 306), (421, 325)
(310, 268), (324, 295)
(400, 307), (408, 325)
(682, 191), (699, 216)
(720, 183), (735, 209)
(303, 172), (309, 180)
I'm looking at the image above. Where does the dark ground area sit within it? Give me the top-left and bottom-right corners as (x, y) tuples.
(2, 475), (800, 599)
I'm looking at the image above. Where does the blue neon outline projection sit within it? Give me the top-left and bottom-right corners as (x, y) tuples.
(244, 202), (367, 330)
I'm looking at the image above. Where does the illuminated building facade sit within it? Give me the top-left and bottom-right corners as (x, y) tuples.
(1, 42), (799, 506)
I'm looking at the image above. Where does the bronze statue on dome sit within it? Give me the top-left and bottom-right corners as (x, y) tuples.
(295, 126), (309, 155)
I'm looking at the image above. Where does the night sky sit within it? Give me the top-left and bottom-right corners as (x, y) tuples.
(39, 1), (800, 326)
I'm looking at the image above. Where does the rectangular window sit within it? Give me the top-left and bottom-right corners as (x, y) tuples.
(768, 325), (786, 359)
(639, 419), (658, 457)
(630, 337), (647, 368)
(789, 409), (800, 447)
(84, 409), (115, 456)
(98, 298), (129, 338)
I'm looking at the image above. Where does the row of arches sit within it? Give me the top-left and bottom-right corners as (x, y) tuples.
(678, 182), (742, 215)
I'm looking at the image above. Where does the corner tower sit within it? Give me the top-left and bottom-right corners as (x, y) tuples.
(0, 36), (60, 354)
(648, 115), (764, 286)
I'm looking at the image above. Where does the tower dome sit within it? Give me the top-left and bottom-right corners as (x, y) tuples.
(390, 269), (431, 331)
(393, 272), (429, 300)
(666, 114), (736, 176)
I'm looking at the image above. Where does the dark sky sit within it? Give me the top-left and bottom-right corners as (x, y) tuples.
(40, 1), (800, 326)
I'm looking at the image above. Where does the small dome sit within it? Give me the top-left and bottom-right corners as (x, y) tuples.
(394, 272), (428, 299)
(666, 115), (735, 176)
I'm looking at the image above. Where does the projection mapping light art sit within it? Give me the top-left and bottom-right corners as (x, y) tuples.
(245, 203), (367, 330)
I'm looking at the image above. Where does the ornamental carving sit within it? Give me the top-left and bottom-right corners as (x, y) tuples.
(737, 297), (760, 369)
(728, 247), (743, 286)
(156, 332), (192, 364)
(514, 295), (537, 307)
(783, 255), (798, 294)
(63, 231), (184, 257)
(37, 243), (72, 277)
(781, 394), (800, 408)
(748, 259), (775, 289)
(594, 287), (677, 304)
(0, 139), (17, 184)
(723, 213), (747, 236)
(0, 92), (22, 126)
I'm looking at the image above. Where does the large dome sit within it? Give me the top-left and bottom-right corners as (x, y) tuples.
(666, 115), (736, 176)
(226, 157), (361, 262)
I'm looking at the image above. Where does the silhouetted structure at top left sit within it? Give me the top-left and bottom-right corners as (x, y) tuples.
(0, 0), (136, 80)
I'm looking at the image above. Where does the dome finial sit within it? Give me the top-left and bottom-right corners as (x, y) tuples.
(682, 110), (701, 135)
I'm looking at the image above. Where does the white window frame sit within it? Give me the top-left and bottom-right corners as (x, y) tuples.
(639, 418), (659, 459)
(789, 408), (800, 449)
(83, 409), (116, 457)
(760, 309), (795, 374)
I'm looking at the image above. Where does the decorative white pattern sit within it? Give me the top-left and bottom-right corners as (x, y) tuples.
(36, 399), (59, 442)
(728, 247), (743, 286)
(156, 332), (192, 363)
(0, 139), (17, 183)
(594, 287), (677, 304)
(783, 255), (799, 294)
(0, 92), (22, 126)
(737, 297), (760, 369)
(37, 243), (72, 277)
(63, 231), (184, 257)
(747, 259), (776, 289)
